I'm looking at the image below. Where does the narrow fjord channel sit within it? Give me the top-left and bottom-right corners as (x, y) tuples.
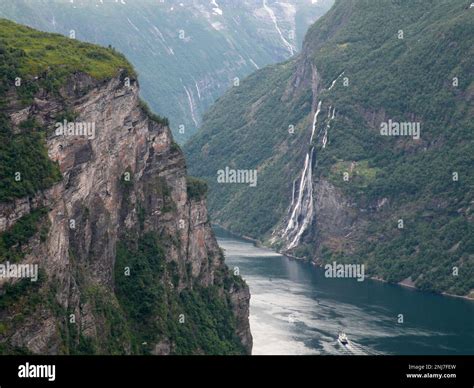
(215, 226), (474, 355)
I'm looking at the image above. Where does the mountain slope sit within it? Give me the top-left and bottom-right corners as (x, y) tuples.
(0, 19), (251, 355)
(0, 0), (334, 142)
(185, 0), (474, 297)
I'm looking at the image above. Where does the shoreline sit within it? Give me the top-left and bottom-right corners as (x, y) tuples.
(212, 223), (474, 302)
(369, 276), (474, 301)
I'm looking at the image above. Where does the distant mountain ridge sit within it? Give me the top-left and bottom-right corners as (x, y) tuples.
(0, 0), (334, 142)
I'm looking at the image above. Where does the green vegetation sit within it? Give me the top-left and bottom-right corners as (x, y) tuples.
(0, 270), (45, 354)
(0, 28), (63, 202)
(0, 259), (133, 355)
(305, 0), (474, 295)
(170, 141), (181, 153)
(0, 18), (135, 86)
(0, 275), (43, 311)
(328, 160), (378, 190)
(0, 19), (247, 355)
(138, 99), (169, 127)
(143, 176), (176, 214)
(0, 19), (140, 204)
(114, 233), (245, 355)
(0, 208), (48, 262)
(185, 60), (306, 236)
(186, 176), (208, 201)
(66, 285), (132, 355)
(185, 0), (474, 295)
(0, 115), (61, 202)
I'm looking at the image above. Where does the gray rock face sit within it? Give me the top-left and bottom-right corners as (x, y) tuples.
(0, 71), (252, 354)
(308, 178), (362, 260)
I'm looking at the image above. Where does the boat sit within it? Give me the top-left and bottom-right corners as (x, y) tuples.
(338, 332), (349, 345)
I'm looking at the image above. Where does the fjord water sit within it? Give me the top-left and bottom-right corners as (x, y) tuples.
(215, 226), (474, 355)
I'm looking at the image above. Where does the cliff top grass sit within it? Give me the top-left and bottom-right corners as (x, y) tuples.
(0, 18), (136, 82)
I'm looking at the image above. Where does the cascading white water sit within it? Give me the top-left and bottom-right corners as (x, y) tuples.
(284, 151), (311, 235)
(262, 0), (295, 56)
(286, 148), (314, 250)
(290, 179), (297, 206)
(322, 107), (336, 149)
(278, 72), (342, 251)
(327, 71), (345, 91)
(281, 103), (321, 249)
(310, 101), (322, 144)
(282, 150), (314, 249)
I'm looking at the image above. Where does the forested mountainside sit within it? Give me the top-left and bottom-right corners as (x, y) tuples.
(185, 0), (474, 297)
(0, 0), (334, 143)
(0, 19), (251, 354)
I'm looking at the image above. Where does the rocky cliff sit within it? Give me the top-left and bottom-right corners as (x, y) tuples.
(0, 20), (252, 354)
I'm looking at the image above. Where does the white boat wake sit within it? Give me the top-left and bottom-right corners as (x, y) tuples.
(339, 338), (384, 355)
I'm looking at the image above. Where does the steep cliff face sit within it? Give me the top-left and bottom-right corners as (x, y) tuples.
(0, 20), (251, 354)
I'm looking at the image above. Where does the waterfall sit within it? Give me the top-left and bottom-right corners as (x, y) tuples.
(310, 101), (323, 144)
(290, 179), (297, 206)
(327, 71), (345, 91)
(278, 72), (342, 251)
(284, 151), (310, 233)
(322, 107), (336, 149)
(262, 0), (295, 56)
(280, 102), (337, 250)
(286, 148), (315, 250)
(281, 99), (323, 249)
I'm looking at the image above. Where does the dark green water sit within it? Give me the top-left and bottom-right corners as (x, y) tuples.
(215, 226), (474, 355)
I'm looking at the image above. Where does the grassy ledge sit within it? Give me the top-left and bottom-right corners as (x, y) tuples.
(0, 18), (136, 83)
